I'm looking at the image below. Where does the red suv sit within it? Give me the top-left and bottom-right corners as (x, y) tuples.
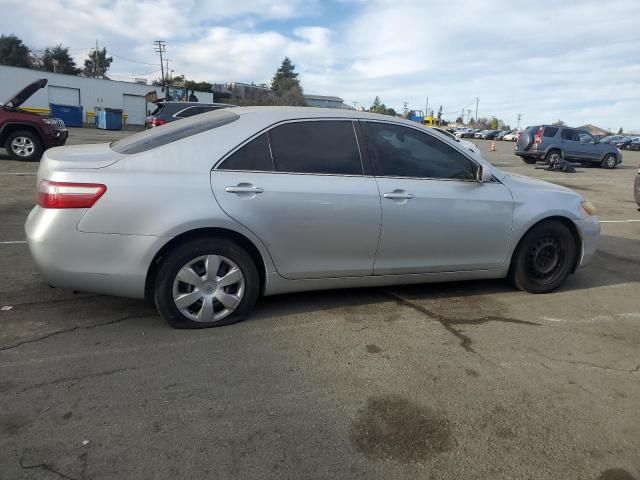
(0, 79), (68, 161)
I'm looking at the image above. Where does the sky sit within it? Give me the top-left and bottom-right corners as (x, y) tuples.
(2, 0), (639, 131)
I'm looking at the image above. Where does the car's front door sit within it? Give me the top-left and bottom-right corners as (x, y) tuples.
(577, 130), (601, 161)
(211, 120), (381, 280)
(359, 121), (514, 275)
(561, 128), (583, 160)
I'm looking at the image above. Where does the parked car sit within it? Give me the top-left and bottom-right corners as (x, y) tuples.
(600, 135), (626, 145)
(454, 128), (474, 138)
(26, 107), (600, 329)
(0, 79), (68, 161)
(626, 138), (640, 151)
(484, 130), (502, 140)
(615, 137), (635, 149)
(635, 165), (640, 208)
(503, 131), (521, 142)
(496, 130), (511, 141)
(515, 125), (622, 168)
(474, 130), (489, 139)
(146, 101), (234, 128)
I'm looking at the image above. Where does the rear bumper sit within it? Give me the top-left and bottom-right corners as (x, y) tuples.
(574, 216), (600, 269)
(25, 206), (170, 299)
(514, 149), (543, 158)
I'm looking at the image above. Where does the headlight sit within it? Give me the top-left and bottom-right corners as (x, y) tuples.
(41, 118), (57, 125)
(581, 201), (597, 216)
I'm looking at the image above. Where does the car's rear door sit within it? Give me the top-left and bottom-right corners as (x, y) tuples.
(211, 119), (381, 280)
(359, 120), (513, 275)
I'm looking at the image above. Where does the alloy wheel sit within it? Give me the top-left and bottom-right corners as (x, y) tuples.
(10, 136), (35, 157)
(172, 255), (245, 323)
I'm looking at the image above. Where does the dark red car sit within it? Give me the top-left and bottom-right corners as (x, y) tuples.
(0, 79), (68, 161)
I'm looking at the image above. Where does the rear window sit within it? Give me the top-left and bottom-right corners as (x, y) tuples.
(543, 127), (558, 137)
(111, 109), (239, 154)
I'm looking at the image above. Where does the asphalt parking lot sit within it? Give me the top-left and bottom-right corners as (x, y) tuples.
(1, 129), (639, 480)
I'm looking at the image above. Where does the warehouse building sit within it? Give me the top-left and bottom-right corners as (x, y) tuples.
(0, 65), (213, 126)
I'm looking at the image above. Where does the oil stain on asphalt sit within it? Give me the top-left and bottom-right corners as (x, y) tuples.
(598, 469), (637, 480)
(349, 394), (452, 463)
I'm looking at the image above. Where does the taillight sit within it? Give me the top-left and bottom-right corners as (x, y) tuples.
(150, 117), (167, 127)
(534, 127), (543, 144)
(37, 180), (106, 209)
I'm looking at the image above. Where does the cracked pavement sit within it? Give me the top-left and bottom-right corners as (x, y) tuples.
(1, 132), (639, 479)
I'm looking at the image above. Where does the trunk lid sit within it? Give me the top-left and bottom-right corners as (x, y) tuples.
(2, 78), (48, 108)
(38, 143), (124, 181)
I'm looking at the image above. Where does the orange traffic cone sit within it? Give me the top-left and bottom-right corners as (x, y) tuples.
(490, 140), (496, 151)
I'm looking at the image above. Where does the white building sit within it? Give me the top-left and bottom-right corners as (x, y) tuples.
(0, 65), (213, 126)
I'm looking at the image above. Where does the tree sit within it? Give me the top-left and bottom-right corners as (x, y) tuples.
(489, 116), (499, 129)
(83, 47), (112, 78)
(36, 45), (80, 74)
(618, 126), (623, 134)
(437, 105), (443, 122)
(271, 57), (300, 93)
(552, 119), (565, 126)
(455, 116), (464, 124)
(0, 34), (31, 68)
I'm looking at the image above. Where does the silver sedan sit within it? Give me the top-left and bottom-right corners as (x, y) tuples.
(26, 107), (600, 328)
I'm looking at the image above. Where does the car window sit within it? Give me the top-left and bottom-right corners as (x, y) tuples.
(362, 122), (477, 180)
(578, 131), (595, 143)
(149, 104), (163, 116)
(561, 129), (579, 141)
(268, 121), (362, 175)
(219, 133), (273, 171)
(543, 127), (558, 137)
(111, 109), (239, 154)
(176, 106), (206, 118)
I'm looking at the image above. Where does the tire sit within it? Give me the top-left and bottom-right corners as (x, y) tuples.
(509, 221), (577, 294)
(5, 130), (43, 162)
(545, 149), (562, 165)
(521, 157), (537, 165)
(154, 237), (260, 328)
(601, 154), (617, 169)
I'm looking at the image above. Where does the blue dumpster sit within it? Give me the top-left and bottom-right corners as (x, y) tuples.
(96, 108), (123, 130)
(49, 103), (83, 127)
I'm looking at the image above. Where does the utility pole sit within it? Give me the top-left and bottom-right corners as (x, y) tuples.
(153, 40), (167, 88)
(93, 39), (98, 77)
(425, 97), (429, 117)
(475, 97), (479, 123)
(402, 101), (409, 117)
(467, 109), (472, 124)
(517, 113), (522, 129)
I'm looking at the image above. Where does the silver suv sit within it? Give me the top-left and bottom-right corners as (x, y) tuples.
(515, 125), (622, 169)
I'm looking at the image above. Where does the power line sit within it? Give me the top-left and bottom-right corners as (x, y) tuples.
(107, 50), (158, 66)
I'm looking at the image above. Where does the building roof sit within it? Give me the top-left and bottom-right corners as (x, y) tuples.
(304, 94), (344, 102)
(577, 124), (612, 136)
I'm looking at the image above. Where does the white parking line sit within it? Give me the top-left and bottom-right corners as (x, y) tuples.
(600, 220), (640, 223)
(0, 240), (26, 244)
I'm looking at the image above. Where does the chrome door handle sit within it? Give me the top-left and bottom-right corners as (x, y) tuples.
(383, 192), (414, 200)
(225, 185), (264, 194)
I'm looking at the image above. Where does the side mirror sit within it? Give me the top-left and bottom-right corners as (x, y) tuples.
(477, 165), (493, 183)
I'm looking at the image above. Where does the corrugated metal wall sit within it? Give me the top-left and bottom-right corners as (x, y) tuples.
(0, 65), (214, 125)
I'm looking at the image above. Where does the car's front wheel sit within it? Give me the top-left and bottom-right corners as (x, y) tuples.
(601, 154), (617, 169)
(5, 130), (43, 162)
(510, 221), (577, 294)
(154, 237), (260, 328)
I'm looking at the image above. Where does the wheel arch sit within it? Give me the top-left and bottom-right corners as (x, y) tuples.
(144, 227), (268, 303)
(0, 123), (42, 146)
(508, 215), (583, 277)
(543, 146), (563, 159)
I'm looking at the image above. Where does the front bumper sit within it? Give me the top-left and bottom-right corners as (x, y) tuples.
(25, 206), (170, 299)
(574, 216), (600, 269)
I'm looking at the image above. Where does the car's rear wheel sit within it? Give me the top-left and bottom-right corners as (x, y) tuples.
(601, 154), (617, 169)
(510, 221), (577, 294)
(154, 237), (259, 328)
(545, 149), (562, 165)
(5, 130), (43, 162)
(521, 157), (537, 164)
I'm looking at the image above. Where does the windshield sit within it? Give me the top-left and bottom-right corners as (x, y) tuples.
(112, 109), (239, 154)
